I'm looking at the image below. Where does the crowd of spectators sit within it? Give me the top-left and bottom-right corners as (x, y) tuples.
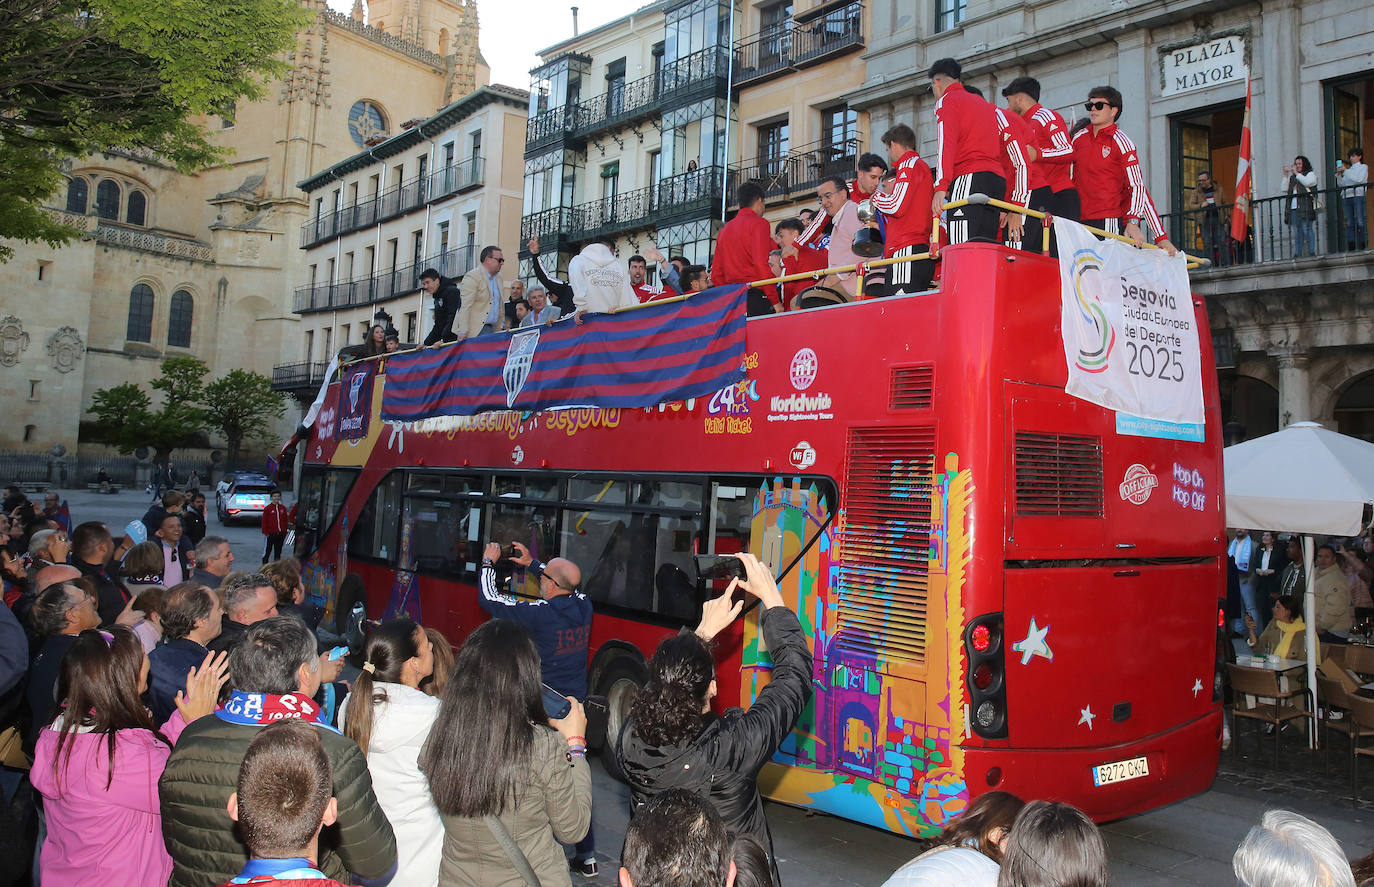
(7, 478), (1374, 887)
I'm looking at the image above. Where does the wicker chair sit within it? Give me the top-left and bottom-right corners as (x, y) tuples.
(1226, 663), (1314, 762)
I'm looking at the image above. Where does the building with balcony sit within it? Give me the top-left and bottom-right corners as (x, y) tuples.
(278, 84), (529, 399)
(846, 0), (1374, 441)
(727, 0), (869, 219)
(519, 1), (734, 285)
(0, 0), (489, 455)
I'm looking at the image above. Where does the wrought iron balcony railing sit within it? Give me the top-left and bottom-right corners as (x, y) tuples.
(300, 159), (485, 249)
(519, 166), (724, 255)
(727, 136), (862, 207)
(1160, 186), (1372, 268)
(526, 47), (733, 151)
(735, 1), (864, 88)
(292, 246), (479, 314)
(271, 361), (331, 392)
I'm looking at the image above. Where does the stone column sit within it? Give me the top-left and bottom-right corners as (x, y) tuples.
(1275, 351), (1311, 427)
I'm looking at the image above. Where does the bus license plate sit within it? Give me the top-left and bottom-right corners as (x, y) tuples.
(1091, 756), (1149, 787)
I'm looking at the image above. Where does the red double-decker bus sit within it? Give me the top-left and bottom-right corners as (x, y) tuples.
(290, 241), (1225, 838)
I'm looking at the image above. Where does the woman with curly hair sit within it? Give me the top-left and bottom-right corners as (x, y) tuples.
(612, 552), (812, 883)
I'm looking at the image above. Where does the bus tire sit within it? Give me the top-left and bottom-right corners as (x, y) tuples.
(592, 653), (648, 755)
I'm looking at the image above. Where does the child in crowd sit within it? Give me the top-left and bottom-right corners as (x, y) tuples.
(220, 719), (353, 887)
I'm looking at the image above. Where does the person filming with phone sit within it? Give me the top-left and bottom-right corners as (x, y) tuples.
(478, 540), (600, 877)
(611, 552), (813, 885)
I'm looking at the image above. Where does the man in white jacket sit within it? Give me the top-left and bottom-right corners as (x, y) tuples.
(569, 238), (638, 322)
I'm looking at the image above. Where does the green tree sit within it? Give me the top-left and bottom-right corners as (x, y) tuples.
(0, 0), (309, 260)
(203, 369), (287, 467)
(87, 357), (208, 463)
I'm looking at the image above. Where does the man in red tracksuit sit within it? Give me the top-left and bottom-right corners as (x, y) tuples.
(1002, 76), (1078, 220)
(962, 84), (1031, 248)
(1072, 85), (1178, 255)
(870, 124), (935, 295)
(260, 489), (290, 564)
(928, 57), (1005, 244)
(711, 181), (779, 314)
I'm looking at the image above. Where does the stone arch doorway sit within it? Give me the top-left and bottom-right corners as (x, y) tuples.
(1220, 374), (1279, 443)
(1335, 372), (1374, 443)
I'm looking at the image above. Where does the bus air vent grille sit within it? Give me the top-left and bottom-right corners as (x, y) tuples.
(889, 364), (933, 410)
(1013, 432), (1104, 517)
(834, 426), (935, 664)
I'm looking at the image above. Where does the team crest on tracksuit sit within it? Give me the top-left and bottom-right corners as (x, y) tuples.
(503, 328), (540, 407)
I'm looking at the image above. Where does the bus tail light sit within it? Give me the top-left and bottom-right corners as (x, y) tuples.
(965, 613), (1007, 739)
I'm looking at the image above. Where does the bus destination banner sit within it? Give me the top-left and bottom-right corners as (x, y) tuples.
(1056, 220), (1204, 429)
(380, 284), (747, 421)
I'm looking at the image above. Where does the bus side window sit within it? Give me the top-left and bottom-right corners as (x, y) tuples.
(402, 473), (482, 578)
(294, 467), (358, 556)
(348, 472), (403, 562)
(561, 480), (703, 623)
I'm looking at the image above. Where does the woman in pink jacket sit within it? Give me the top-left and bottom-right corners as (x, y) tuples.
(30, 625), (225, 887)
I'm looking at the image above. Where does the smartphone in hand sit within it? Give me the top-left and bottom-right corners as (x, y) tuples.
(694, 554), (746, 581)
(541, 682), (572, 719)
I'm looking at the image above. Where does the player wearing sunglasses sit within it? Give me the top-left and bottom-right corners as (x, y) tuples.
(1071, 86), (1178, 256)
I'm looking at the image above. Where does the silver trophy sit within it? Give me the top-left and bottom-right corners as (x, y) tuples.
(852, 199), (884, 258)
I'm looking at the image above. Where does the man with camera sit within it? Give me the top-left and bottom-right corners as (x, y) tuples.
(478, 539), (599, 876)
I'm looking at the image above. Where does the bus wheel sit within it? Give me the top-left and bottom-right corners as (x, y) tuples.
(595, 655), (648, 753)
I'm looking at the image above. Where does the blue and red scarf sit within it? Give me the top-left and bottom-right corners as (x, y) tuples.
(216, 690), (339, 733)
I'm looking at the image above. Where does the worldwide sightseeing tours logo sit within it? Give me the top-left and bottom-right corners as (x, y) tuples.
(1068, 248), (1116, 375)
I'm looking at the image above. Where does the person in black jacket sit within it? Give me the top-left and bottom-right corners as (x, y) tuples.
(420, 268), (461, 346)
(613, 552), (812, 884)
(527, 236), (577, 317)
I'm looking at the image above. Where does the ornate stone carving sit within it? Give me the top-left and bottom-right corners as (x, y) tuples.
(46, 327), (85, 374)
(0, 317), (29, 367)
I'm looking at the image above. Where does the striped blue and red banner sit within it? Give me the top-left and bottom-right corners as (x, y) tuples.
(380, 285), (747, 421)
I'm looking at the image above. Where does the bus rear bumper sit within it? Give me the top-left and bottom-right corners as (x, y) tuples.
(963, 708), (1223, 823)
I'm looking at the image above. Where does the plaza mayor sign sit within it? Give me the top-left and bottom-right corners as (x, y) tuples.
(1159, 31), (1248, 97)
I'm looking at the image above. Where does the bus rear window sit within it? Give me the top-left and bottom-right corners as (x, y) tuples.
(294, 467), (357, 555)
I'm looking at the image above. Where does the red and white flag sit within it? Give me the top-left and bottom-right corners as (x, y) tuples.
(1231, 78), (1252, 242)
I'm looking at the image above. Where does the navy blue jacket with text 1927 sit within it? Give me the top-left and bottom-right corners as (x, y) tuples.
(478, 560), (593, 700)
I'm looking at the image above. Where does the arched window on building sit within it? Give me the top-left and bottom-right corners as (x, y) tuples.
(95, 180), (121, 220)
(168, 290), (193, 348)
(127, 283), (154, 342)
(126, 191), (147, 226)
(66, 178), (88, 214)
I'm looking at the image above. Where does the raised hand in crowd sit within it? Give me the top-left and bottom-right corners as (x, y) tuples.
(174, 649), (229, 723)
(115, 594), (144, 628)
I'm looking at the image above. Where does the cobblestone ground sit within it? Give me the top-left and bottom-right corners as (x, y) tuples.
(1217, 714), (1374, 811)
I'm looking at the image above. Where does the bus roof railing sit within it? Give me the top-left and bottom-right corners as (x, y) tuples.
(335, 197), (1209, 374)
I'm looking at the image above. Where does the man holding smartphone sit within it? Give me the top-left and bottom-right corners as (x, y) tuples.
(478, 539), (599, 876)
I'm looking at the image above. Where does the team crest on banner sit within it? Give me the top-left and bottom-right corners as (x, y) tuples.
(1056, 219), (1203, 426)
(503, 328), (541, 407)
(336, 365), (373, 440)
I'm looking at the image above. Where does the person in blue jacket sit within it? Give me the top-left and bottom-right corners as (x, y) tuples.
(478, 538), (598, 876)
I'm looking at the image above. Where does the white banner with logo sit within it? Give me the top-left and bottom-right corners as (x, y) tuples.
(1057, 219), (1203, 426)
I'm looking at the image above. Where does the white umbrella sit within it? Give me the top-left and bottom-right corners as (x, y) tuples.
(1223, 421), (1374, 746)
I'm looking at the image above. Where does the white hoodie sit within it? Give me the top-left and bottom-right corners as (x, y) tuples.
(568, 242), (638, 315)
(339, 682), (443, 887)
